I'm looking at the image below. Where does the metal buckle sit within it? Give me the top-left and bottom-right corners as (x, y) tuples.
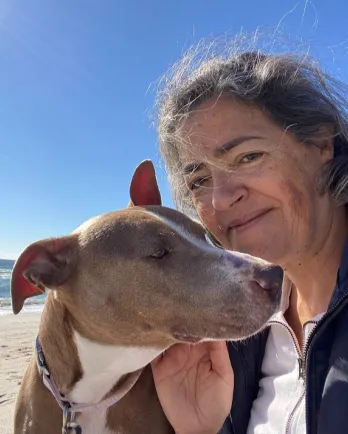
(62, 403), (82, 434)
(37, 352), (50, 376)
(35, 337), (50, 376)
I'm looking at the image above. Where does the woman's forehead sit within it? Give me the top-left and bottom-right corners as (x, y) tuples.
(178, 99), (278, 145)
(176, 100), (283, 168)
(181, 97), (265, 128)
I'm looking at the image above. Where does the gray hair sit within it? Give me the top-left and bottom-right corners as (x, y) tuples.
(155, 36), (348, 214)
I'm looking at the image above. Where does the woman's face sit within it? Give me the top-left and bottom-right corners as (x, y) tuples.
(179, 97), (335, 267)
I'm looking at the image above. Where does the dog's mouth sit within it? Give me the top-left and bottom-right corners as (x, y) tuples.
(170, 323), (245, 344)
(248, 279), (282, 303)
(171, 327), (203, 344)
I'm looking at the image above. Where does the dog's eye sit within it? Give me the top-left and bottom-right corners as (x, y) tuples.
(151, 248), (169, 260)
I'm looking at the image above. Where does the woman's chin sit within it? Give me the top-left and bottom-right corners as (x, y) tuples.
(226, 237), (285, 264)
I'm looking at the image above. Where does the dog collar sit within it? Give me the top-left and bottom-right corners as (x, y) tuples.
(35, 336), (143, 434)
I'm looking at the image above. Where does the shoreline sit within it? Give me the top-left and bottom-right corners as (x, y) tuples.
(0, 312), (41, 434)
(0, 306), (44, 316)
(0, 299), (45, 316)
(0, 297), (46, 316)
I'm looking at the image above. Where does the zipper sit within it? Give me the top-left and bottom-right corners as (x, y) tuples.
(269, 319), (309, 434)
(298, 320), (318, 380)
(298, 357), (305, 380)
(283, 319), (317, 434)
(268, 319), (303, 377)
(285, 389), (306, 434)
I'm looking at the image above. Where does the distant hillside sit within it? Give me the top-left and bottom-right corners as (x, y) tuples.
(0, 259), (15, 268)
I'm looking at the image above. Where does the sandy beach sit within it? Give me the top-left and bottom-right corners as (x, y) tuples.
(0, 313), (41, 434)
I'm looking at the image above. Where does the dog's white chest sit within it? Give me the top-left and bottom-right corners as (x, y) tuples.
(77, 409), (115, 434)
(69, 331), (165, 434)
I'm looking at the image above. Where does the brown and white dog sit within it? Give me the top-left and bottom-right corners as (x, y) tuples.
(11, 160), (282, 434)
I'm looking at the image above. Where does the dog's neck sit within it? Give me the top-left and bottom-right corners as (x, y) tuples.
(69, 330), (163, 404)
(38, 294), (164, 404)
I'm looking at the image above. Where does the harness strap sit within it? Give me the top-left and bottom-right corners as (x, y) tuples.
(35, 336), (143, 433)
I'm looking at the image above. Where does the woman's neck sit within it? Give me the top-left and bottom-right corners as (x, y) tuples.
(284, 207), (347, 329)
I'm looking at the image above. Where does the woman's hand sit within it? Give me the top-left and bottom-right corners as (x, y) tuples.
(151, 341), (234, 434)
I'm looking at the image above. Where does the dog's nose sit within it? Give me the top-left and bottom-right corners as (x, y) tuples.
(253, 265), (283, 291)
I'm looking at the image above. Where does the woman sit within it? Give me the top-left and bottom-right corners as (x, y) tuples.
(151, 46), (348, 434)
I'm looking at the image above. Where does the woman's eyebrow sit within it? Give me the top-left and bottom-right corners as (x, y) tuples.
(183, 162), (205, 175)
(216, 135), (265, 156)
(182, 135), (265, 174)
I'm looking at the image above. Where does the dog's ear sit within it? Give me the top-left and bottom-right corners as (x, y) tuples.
(128, 160), (162, 207)
(11, 236), (78, 315)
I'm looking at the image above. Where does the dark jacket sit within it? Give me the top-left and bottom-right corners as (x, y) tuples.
(219, 236), (348, 434)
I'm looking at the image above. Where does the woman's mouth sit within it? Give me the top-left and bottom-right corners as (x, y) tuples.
(228, 209), (273, 233)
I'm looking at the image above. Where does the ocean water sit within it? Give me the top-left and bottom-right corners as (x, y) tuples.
(0, 259), (45, 315)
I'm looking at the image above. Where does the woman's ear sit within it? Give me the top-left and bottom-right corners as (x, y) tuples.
(314, 125), (335, 163)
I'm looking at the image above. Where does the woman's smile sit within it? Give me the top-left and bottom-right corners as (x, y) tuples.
(227, 208), (274, 233)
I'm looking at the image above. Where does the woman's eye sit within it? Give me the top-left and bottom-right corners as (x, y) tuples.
(151, 248), (170, 260)
(190, 177), (210, 190)
(239, 152), (263, 164)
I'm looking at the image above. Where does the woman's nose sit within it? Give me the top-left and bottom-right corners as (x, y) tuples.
(211, 173), (247, 211)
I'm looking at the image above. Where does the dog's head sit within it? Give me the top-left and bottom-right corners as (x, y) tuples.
(11, 160), (282, 347)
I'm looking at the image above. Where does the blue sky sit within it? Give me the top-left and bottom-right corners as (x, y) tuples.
(1, 0), (348, 259)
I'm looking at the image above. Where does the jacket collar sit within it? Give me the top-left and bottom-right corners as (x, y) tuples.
(329, 235), (348, 308)
(338, 235), (348, 285)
